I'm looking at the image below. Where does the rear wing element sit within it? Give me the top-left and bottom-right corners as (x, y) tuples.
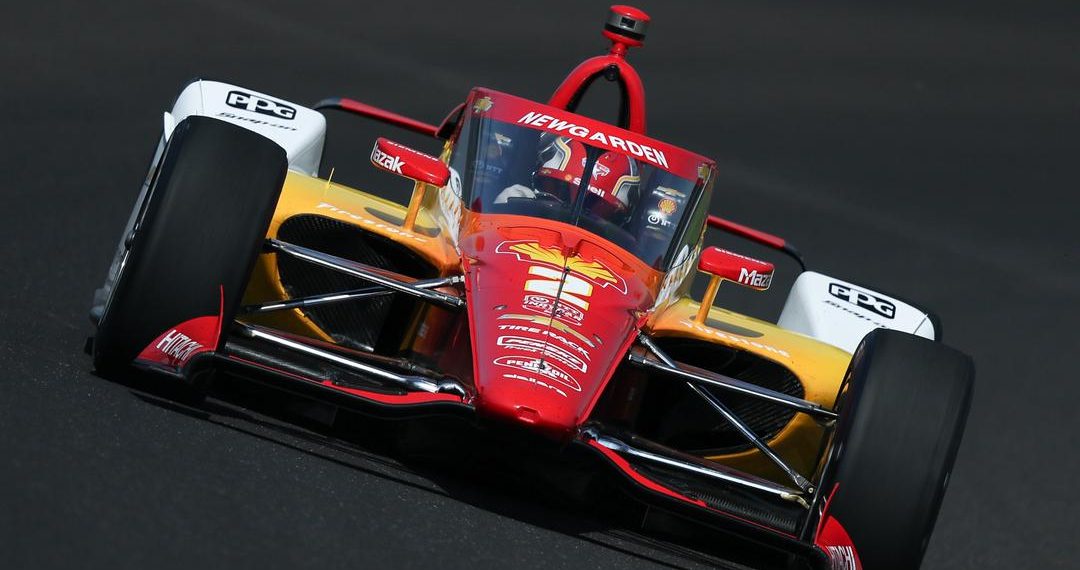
(778, 272), (937, 353)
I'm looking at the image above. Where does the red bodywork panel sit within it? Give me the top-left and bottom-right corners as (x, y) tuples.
(460, 217), (658, 438)
(370, 137), (450, 186)
(136, 315), (220, 370)
(699, 247), (775, 291)
(135, 285), (224, 372)
(813, 484), (863, 569)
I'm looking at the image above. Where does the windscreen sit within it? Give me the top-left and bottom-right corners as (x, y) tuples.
(448, 112), (704, 269)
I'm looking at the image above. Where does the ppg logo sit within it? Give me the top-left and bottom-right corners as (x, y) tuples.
(828, 282), (897, 319)
(225, 91), (296, 120)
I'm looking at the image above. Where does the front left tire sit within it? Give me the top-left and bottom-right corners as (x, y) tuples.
(92, 116), (288, 374)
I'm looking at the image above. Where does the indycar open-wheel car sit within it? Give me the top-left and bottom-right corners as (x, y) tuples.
(87, 6), (973, 569)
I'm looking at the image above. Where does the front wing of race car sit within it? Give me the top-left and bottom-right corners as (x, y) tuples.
(187, 314), (854, 570)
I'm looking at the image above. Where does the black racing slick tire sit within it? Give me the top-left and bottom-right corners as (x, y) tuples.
(92, 116), (287, 373)
(824, 329), (974, 570)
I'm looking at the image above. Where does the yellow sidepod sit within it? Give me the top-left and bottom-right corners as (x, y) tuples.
(647, 298), (853, 485)
(239, 171), (460, 342)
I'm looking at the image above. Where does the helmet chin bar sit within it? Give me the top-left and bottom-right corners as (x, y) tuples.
(548, 6), (651, 134)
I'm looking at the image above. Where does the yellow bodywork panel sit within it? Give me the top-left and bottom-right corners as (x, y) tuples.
(647, 297), (853, 484)
(239, 171), (460, 340)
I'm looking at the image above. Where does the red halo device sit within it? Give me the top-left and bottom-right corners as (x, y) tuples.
(548, 5), (652, 133)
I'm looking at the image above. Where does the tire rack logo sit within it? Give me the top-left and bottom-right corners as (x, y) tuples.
(155, 329), (204, 365)
(828, 283), (896, 319)
(225, 90), (296, 120)
(493, 356), (581, 393)
(497, 318), (594, 352)
(497, 335), (588, 373)
(522, 294), (584, 325)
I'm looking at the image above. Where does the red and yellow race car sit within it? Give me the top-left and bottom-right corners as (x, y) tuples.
(87, 6), (973, 569)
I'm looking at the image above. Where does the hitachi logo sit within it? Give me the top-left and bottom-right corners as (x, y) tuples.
(516, 112), (669, 169)
(155, 330), (204, 363)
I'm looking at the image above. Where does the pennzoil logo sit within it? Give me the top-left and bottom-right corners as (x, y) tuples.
(493, 356), (581, 393)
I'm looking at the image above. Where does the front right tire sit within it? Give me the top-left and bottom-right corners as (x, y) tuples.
(823, 329), (974, 569)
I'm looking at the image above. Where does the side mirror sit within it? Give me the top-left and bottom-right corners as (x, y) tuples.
(694, 246), (775, 323)
(370, 137), (450, 187)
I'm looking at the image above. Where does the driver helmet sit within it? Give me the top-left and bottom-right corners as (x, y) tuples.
(533, 135), (640, 221)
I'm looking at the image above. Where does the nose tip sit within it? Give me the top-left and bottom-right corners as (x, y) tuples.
(474, 389), (577, 440)
(514, 405), (540, 424)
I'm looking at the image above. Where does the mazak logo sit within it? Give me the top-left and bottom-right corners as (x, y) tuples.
(738, 267), (772, 289)
(225, 91), (296, 120)
(371, 146), (405, 174)
(828, 283), (896, 319)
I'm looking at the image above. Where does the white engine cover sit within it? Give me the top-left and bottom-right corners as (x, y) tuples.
(778, 271), (936, 353)
(167, 80), (325, 175)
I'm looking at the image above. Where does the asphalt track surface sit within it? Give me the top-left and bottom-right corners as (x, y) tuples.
(3, 1), (1079, 569)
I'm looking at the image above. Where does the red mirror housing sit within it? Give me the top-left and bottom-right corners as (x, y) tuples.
(695, 247), (775, 323)
(370, 138), (450, 187)
(698, 247), (775, 291)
